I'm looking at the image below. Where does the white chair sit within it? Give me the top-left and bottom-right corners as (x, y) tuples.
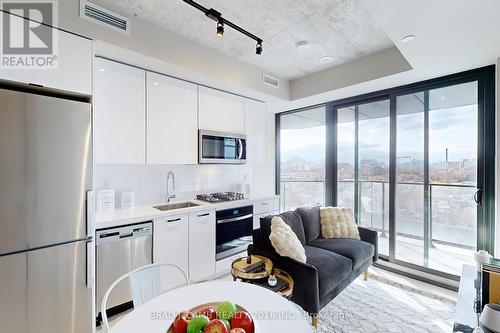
(100, 262), (190, 332)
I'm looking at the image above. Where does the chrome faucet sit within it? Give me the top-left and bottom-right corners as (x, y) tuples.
(166, 171), (176, 202)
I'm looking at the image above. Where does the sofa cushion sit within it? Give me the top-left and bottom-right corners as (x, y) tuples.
(269, 216), (307, 262)
(320, 207), (360, 240)
(260, 211), (306, 247)
(304, 246), (353, 297)
(295, 206), (321, 243)
(309, 238), (374, 270)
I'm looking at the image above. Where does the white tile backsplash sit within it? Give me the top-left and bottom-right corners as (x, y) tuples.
(94, 164), (248, 206)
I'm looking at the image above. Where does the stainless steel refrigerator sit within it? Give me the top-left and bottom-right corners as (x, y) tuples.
(0, 87), (93, 333)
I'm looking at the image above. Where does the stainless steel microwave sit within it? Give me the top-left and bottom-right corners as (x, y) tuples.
(199, 130), (247, 164)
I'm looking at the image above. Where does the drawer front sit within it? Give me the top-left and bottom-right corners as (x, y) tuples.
(253, 198), (278, 215)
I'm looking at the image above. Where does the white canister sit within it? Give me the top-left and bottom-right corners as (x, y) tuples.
(120, 192), (135, 208)
(96, 189), (115, 211)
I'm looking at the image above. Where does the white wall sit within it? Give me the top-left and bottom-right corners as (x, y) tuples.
(290, 47), (412, 100)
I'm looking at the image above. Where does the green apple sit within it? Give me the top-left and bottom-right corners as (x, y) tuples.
(221, 319), (231, 331)
(187, 315), (210, 333)
(217, 301), (238, 321)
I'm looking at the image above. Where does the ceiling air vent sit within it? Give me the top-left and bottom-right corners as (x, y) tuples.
(80, 1), (130, 35)
(263, 73), (279, 88)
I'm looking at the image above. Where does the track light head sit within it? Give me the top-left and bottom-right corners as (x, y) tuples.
(217, 20), (224, 37)
(184, 1), (264, 55)
(256, 41), (263, 55)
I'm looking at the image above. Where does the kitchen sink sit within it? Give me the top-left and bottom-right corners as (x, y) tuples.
(153, 202), (200, 211)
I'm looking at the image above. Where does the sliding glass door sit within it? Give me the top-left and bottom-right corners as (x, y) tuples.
(277, 66), (495, 279)
(393, 82), (480, 275)
(333, 81), (485, 276)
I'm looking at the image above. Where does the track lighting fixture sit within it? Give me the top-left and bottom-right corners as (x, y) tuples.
(183, 0), (264, 55)
(217, 20), (224, 37)
(256, 41), (263, 55)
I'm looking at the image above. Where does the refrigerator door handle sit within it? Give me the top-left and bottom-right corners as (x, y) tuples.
(87, 191), (95, 236)
(86, 241), (94, 289)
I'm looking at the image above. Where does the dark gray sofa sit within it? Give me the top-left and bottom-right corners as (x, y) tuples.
(247, 206), (378, 325)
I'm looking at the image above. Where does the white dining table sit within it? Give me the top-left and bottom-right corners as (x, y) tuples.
(109, 280), (313, 333)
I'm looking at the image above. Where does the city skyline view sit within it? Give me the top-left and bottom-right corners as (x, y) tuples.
(279, 83), (480, 276)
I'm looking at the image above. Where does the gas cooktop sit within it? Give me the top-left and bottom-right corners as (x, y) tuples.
(196, 192), (245, 203)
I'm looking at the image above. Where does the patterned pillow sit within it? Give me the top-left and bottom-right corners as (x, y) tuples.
(320, 207), (360, 240)
(269, 216), (307, 263)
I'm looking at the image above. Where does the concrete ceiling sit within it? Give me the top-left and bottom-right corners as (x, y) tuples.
(275, 0), (500, 111)
(92, 0), (394, 80)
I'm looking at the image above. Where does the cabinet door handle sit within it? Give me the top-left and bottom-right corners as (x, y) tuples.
(197, 213), (210, 217)
(261, 202), (269, 205)
(167, 218), (181, 223)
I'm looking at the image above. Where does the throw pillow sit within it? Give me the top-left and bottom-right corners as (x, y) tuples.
(320, 207), (360, 240)
(269, 216), (307, 263)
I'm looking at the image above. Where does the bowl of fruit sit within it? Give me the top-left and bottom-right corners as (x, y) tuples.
(169, 300), (255, 333)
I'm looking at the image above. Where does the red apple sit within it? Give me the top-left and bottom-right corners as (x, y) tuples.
(203, 319), (228, 333)
(173, 311), (194, 333)
(197, 307), (217, 321)
(230, 311), (253, 333)
(229, 329), (246, 333)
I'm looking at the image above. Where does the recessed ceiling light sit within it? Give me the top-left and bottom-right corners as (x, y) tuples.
(154, 82), (159, 86)
(296, 41), (309, 51)
(319, 56), (334, 64)
(401, 35), (415, 43)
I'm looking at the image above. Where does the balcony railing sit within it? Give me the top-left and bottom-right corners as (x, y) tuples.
(280, 179), (477, 250)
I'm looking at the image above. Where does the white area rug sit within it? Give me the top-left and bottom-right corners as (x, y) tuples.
(316, 274), (456, 333)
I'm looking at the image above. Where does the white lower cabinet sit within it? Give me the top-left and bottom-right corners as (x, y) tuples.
(252, 198), (279, 229)
(253, 211), (279, 230)
(154, 214), (189, 289)
(188, 209), (216, 282)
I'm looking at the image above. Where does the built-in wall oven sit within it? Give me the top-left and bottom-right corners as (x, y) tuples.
(216, 206), (253, 260)
(199, 130), (247, 164)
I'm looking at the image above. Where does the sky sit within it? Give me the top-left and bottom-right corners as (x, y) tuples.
(281, 104), (477, 165)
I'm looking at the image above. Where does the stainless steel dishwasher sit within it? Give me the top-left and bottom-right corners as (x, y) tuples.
(96, 222), (153, 321)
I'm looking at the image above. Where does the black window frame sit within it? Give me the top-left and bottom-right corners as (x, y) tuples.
(276, 65), (496, 279)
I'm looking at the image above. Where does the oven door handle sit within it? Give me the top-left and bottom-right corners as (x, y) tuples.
(217, 213), (253, 224)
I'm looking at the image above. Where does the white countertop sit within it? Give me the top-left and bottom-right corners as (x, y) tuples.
(94, 194), (279, 229)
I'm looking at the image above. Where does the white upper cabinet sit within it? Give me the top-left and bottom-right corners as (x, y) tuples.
(244, 98), (267, 165)
(0, 22), (92, 95)
(94, 58), (146, 164)
(147, 72), (198, 164)
(198, 86), (245, 134)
